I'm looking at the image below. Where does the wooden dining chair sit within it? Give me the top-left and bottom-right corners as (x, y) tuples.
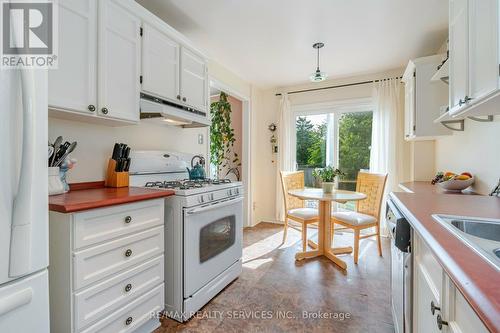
(280, 171), (319, 251)
(330, 172), (388, 264)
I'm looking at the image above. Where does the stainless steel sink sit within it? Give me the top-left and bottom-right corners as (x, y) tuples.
(450, 219), (500, 242)
(432, 215), (500, 270)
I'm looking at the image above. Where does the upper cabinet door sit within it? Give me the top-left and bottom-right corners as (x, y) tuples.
(468, 0), (499, 101)
(180, 47), (208, 112)
(97, 0), (141, 122)
(142, 24), (180, 102)
(404, 72), (416, 139)
(49, 0), (97, 114)
(449, 0), (469, 114)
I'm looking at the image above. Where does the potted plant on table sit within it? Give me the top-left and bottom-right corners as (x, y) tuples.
(314, 166), (344, 193)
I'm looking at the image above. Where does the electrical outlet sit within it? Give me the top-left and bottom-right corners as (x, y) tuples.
(198, 134), (204, 144)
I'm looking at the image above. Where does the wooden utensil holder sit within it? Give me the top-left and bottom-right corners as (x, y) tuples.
(105, 159), (129, 188)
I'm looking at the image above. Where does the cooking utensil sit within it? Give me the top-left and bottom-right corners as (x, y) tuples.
(55, 141), (77, 167)
(48, 146), (54, 161)
(51, 136), (63, 166)
(53, 141), (70, 165)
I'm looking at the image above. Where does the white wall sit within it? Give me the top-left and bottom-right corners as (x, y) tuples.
(435, 117), (500, 194)
(49, 118), (208, 183)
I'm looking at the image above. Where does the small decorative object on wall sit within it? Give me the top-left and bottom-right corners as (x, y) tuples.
(210, 92), (241, 179)
(314, 165), (344, 193)
(268, 123), (278, 163)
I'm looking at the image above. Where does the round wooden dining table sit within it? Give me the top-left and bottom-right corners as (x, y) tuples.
(288, 188), (367, 270)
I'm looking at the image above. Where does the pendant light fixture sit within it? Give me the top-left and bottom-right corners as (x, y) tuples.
(309, 42), (327, 82)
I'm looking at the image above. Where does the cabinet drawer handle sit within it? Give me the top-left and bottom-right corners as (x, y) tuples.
(125, 316), (133, 326)
(124, 216), (132, 224)
(182, 97), (187, 102)
(436, 314), (448, 330)
(101, 107), (109, 115)
(87, 105), (95, 112)
(124, 283), (132, 292)
(124, 249), (132, 257)
(430, 301), (440, 315)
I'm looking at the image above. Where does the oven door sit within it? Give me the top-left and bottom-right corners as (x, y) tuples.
(183, 196), (243, 298)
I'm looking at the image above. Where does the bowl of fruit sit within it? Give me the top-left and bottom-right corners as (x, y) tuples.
(431, 171), (474, 191)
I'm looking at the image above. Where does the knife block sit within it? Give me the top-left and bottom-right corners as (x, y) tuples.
(105, 159), (129, 188)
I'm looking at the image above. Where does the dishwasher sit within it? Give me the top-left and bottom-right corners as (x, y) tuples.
(387, 198), (412, 333)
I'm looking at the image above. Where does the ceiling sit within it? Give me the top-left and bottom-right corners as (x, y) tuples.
(136, 0), (448, 88)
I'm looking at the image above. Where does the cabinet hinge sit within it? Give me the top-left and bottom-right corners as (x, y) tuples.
(413, 71), (416, 78)
(139, 75), (143, 84)
(140, 27), (143, 37)
(413, 125), (416, 131)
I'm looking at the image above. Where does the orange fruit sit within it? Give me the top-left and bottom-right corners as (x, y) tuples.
(444, 172), (456, 178)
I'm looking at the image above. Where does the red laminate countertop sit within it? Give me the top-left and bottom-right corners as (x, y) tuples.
(391, 185), (500, 333)
(399, 181), (477, 195)
(49, 185), (174, 213)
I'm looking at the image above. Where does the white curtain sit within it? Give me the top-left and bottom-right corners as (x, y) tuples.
(275, 93), (294, 222)
(370, 78), (407, 234)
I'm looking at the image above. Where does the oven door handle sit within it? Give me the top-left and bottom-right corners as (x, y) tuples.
(185, 197), (244, 215)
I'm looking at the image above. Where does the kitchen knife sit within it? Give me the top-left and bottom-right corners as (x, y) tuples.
(112, 143), (120, 160)
(124, 158), (131, 172)
(124, 146), (131, 159)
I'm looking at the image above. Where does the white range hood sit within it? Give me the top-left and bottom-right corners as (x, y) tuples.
(140, 94), (210, 128)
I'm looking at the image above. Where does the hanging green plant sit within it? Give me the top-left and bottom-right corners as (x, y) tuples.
(210, 92), (241, 178)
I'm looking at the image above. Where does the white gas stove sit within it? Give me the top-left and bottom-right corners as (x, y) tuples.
(129, 151), (243, 322)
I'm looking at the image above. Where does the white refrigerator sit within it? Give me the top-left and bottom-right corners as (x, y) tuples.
(0, 68), (50, 332)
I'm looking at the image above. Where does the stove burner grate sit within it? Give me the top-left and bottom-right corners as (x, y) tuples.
(144, 178), (232, 190)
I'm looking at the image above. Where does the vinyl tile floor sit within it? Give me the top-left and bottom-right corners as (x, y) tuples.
(155, 222), (394, 333)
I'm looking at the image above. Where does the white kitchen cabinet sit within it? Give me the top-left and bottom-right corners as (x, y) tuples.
(48, 0), (97, 115)
(98, 0), (141, 122)
(449, 0), (469, 114)
(48, 199), (165, 333)
(141, 23), (180, 102)
(468, 0), (499, 102)
(443, 280), (489, 333)
(412, 232), (489, 333)
(448, 0), (500, 117)
(404, 71), (416, 138)
(180, 47), (208, 112)
(402, 55), (451, 140)
(49, 0), (141, 125)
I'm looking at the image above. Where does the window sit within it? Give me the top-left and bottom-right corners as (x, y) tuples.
(338, 111), (373, 191)
(296, 114), (328, 187)
(294, 102), (373, 192)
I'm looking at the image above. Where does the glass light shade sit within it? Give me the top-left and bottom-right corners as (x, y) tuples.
(309, 70), (327, 82)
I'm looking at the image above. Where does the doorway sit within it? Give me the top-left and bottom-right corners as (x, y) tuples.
(209, 78), (252, 228)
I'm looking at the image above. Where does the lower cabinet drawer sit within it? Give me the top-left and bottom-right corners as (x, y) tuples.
(80, 284), (164, 333)
(74, 255), (164, 331)
(73, 199), (164, 250)
(73, 226), (164, 290)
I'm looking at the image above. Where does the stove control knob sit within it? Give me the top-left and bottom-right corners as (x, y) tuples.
(198, 195), (205, 203)
(210, 193), (214, 201)
(235, 188), (239, 195)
